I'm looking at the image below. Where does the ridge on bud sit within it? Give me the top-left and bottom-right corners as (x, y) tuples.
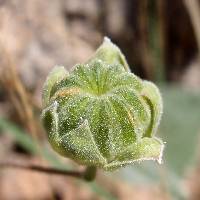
(41, 37), (164, 171)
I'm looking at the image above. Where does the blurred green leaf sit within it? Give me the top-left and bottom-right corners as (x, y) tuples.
(0, 118), (38, 154)
(160, 85), (200, 175)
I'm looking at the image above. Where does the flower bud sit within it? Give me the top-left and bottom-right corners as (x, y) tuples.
(42, 37), (164, 171)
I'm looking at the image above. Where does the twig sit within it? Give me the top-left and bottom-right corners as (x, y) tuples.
(0, 162), (96, 181)
(0, 162), (83, 179)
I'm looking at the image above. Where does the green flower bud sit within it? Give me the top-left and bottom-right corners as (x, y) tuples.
(41, 37), (164, 171)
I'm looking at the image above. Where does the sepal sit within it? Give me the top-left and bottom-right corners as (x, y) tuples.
(42, 66), (68, 107)
(88, 37), (130, 71)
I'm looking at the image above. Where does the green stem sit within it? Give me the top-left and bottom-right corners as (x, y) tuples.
(83, 166), (97, 181)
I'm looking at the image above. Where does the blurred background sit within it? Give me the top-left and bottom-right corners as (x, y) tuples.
(0, 0), (200, 199)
